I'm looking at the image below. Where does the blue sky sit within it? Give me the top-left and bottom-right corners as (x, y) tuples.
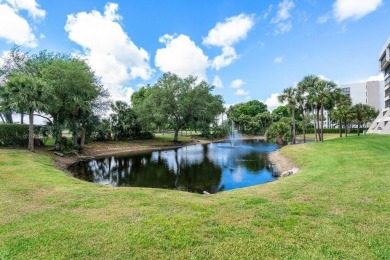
(0, 0), (389, 109)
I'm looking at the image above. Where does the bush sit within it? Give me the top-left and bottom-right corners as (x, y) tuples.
(210, 122), (230, 139)
(0, 124), (29, 147)
(265, 121), (291, 145)
(58, 137), (78, 153)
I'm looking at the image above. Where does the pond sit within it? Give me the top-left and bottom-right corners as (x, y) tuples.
(69, 139), (280, 194)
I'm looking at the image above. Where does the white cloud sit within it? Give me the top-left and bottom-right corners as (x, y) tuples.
(271, 0), (295, 34)
(262, 5), (273, 20)
(317, 13), (331, 24)
(274, 56), (283, 63)
(203, 14), (254, 70)
(367, 73), (384, 81)
(0, 4), (37, 47)
(203, 14), (254, 47)
(318, 74), (331, 81)
(333, 0), (382, 22)
(211, 46), (238, 70)
(65, 3), (153, 103)
(5, 0), (46, 19)
(262, 93), (285, 111)
(155, 34), (209, 80)
(212, 75), (223, 88)
(231, 79), (245, 88)
(235, 89), (249, 96)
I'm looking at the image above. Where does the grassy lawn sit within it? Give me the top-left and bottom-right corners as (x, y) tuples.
(0, 135), (389, 259)
(154, 133), (192, 142)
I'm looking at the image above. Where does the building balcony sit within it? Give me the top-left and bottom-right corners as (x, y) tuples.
(381, 58), (390, 71)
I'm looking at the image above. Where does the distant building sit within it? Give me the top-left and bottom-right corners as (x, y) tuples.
(367, 36), (390, 134)
(339, 81), (385, 111)
(322, 81), (384, 128)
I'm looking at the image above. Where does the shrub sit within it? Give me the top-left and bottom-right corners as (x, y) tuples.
(0, 124), (29, 147)
(265, 121), (291, 145)
(58, 137), (78, 153)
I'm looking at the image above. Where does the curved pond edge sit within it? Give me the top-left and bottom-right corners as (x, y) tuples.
(53, 136), (300, 189)
(269, 149), (299, 177)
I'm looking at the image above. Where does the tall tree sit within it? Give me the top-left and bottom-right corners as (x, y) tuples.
(297, 75), (320, 143)
(278, 87), (297, 144)
(135, 73), (224, 142)
(351, 104), (378, 136)
(227, 100), (268, 134)
(1, 74), (47, 151)
(42, 57), (107, 150)
(0, 46), (29, 123)
(110, 101), (142, 140)
(331, 92), (352, 137)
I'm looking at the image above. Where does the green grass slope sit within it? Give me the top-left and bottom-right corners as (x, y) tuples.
(0, 135), (389, 259)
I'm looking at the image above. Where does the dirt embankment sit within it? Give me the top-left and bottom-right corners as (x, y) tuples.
(269, 149), (298, 175)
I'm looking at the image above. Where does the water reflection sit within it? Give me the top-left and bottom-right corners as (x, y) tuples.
(70, 139), (280, 194)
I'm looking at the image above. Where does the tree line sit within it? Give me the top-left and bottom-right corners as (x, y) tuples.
(0, 47), (108, 152)
(267, 75), (377, 144)
(0, 47), (379, 152)
(0, 48), (224, 151)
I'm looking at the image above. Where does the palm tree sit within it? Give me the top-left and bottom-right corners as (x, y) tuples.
(278, 87), (297, 144)
(1, 73), (47, 151)
(332, 92), (352, 137)
(301, 76), (321, 142)
(315, 80), (337, 142)
(297, 75), (320, 143)
(351, 104), (378, 136)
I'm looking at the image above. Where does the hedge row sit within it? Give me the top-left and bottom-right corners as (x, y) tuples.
(0, 124), (29, 147)
(299, 128), (368, 134)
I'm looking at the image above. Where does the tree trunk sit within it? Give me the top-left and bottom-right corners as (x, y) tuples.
(0, 113), (5, 123)
(21, 113), (24, 124)
(5, 112), (13, 123)
(80, 123), (86, 151)
(357, 122), (360, 136)
(173, 128), (179, 142)
(339, 119), (342, 137)
(28, 110), (34, 152)
(53, 118), (62, 151)
(312, 105), (318, 142)
(292, 107), (296, 144)
(316, 108), (321, 142)
(302, 110), (306, 143)
(320, 105), (324, 142)
(344, 119), (348, 137)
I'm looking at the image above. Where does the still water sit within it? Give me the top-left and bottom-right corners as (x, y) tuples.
(69, 139), (280, 194)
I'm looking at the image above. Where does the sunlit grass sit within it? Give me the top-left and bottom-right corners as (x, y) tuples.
(154, 133), (192, 142)
(0, 135), (389, 259)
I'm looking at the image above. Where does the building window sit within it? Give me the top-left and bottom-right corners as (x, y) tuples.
(385, 88), (390, 97)
(341, 87), (350, 96)
(386, 76), (390, 86)
(386, 66), (390, 78)
(386, 99), (390, 108)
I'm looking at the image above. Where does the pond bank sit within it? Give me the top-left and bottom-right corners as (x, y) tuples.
(269, 149), (298, 176)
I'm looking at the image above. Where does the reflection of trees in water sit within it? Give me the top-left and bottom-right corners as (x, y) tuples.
(71, 147), (223, 193)
(69, 140), (276, 194)
(237, 152), (268, 173)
